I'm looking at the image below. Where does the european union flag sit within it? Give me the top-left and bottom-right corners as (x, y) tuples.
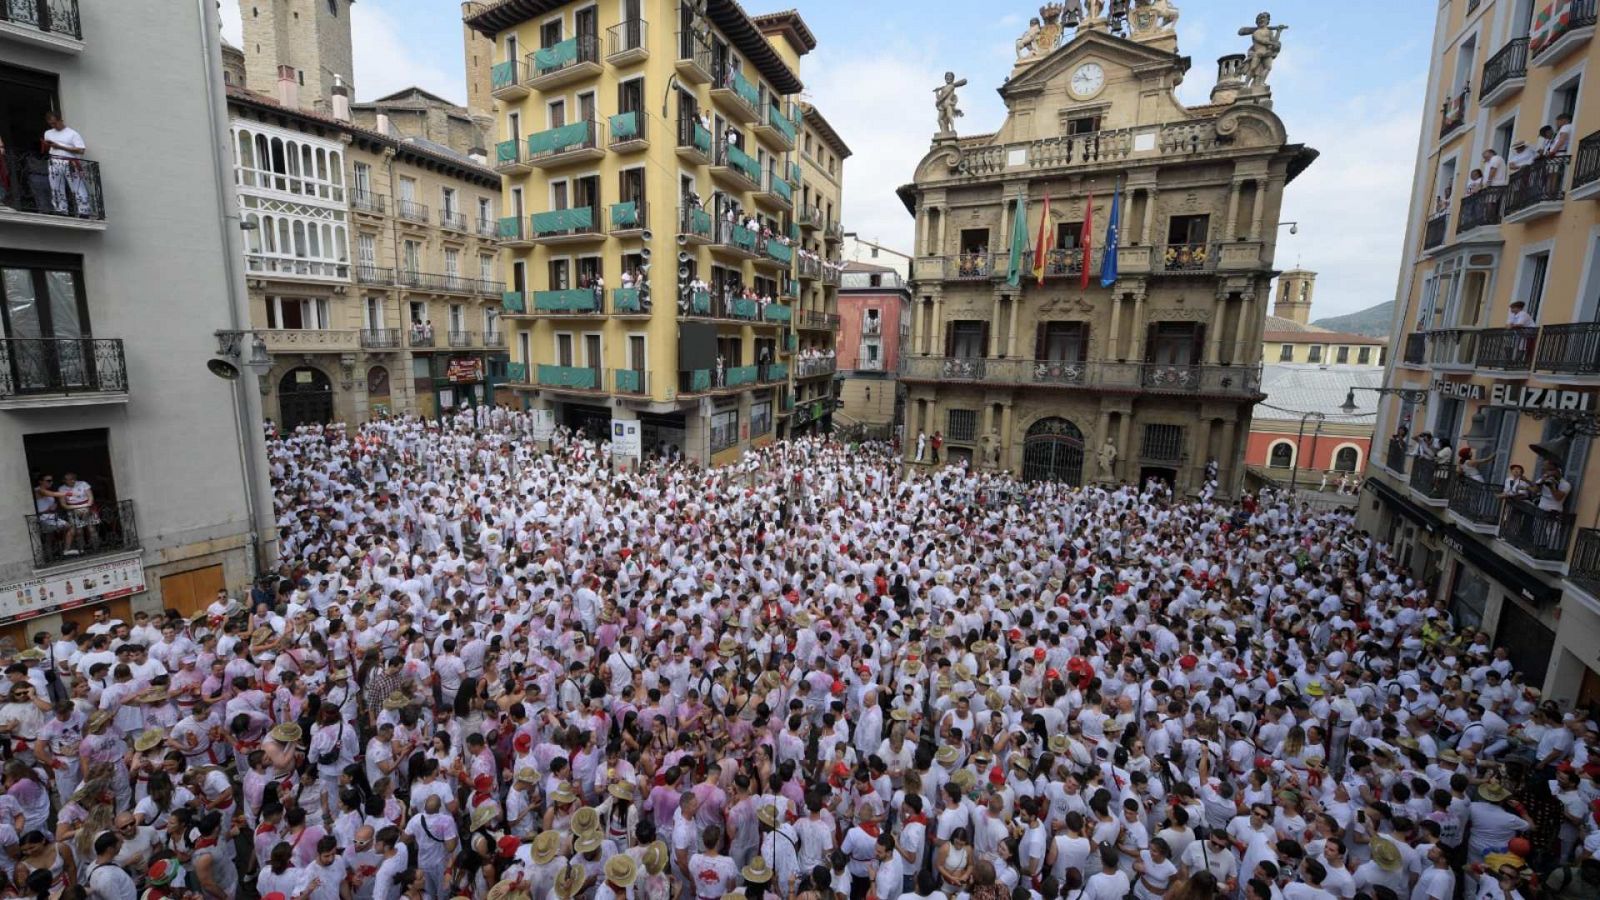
(1099, 180), (1122, 288)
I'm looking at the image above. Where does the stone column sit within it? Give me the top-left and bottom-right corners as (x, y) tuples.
(1193, 417), (1214, 489)
(1140, 188), (1159, 246)
(932, 295), (945, 356)
(1000, 402), (1015, 474)
(1208, 287), (1230, 364)
(1107, 294), (1123, 360)
(982, 404), (996, 456)
(1097, 410), (1113, 481)
(1007, 296), (1020, 357)
(1131, 290), (1146, 360)
(1223, 181), (1242, 240)
(989, 295), (1003, 356)
(1248, 183), (1267, 242)
(1219, 417), (1238, 494)
(1117, 412), (1133, 481)
(1231, 289), (1255, 365)
(937, 207), (948, 256)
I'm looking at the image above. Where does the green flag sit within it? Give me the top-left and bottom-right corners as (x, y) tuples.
(1006, 194), (1028, 287)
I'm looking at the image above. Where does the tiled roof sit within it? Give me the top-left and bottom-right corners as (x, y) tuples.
(1258, 364), (1385, 421)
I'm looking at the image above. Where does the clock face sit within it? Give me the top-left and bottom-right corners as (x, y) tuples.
(1071, 62), (1106, 99)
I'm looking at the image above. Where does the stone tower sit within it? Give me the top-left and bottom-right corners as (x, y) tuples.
(240, 0), (354, 113)
(1274, 269), (1317, 325)
(461, 1), (497, 133)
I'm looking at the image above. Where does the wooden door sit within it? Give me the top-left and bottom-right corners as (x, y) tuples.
(159, 564), (226, 619)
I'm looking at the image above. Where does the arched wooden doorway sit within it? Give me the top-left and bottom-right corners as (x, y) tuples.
(278, 366), (333, 431)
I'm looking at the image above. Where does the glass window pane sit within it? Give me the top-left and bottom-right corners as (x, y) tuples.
(46, 272), (81, 339)
(3, 269), (41, 338)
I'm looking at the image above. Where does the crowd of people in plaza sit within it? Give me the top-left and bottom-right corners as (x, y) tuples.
(11, 407), (1600, 900)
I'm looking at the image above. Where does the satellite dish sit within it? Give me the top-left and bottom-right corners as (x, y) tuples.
(207, 358), (241, 380)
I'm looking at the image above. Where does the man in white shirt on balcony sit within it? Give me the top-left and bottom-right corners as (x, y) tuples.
(1552, 113), (1574, 155)
(1507, 300), (1535, 328)
(42, 112), (91, 216)
(1535, 460), (1571, 513)
(1483, 148), (1507, 186)
(1508, 139), (1535, 172)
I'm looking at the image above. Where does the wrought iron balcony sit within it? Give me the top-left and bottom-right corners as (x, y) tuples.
(710, 141), (762, 191)
(606, 19), (647, 64)
(1571, 528), (1600, 597)
(676, 118), (713, 165)
(1574, 131), (1600, 198)
(1036, 247), (1104, 277)
(356, 265), (393, 286)
(944, 253), (995, 280)
(0, 0), (81, 43)
(1500, 497), (1575, 563)
(711, 220), (761, 258)
(614, 368), (649, 394)
(360, 328), (400, 349)
(675, 30), (713, 84)
(409, 328), (436, 348)
(1475, 326), (1536, 371)
(1530, 0), (1595, 62)
(2, 152), (104, 221)
(1402, 332), (1427, 365)
(526, 119), (604, 168)
(351, 190), (387, 215)
(1422, 211), (1449, 250)
(1456, 185), (1505, 233)
(1439, 85), (1470, 138)
(533, 288), (602, 314)
(447, 330), (476, 348)
(440, 210), (469, 232)
(610, 200), (648, 235)
(1427, 328), (1478, 368)
(526, 33), (601, 90)
(796, 358), (837, 378)
(1408, 455), (1453, 502)
(396, 199), (430, 224)
(489, 58), (525, 99)
(679, 205), (714, 243)
(710, 67), (762, 123)
(1533, 322), (1600, 375)
(1160, 243), (1214, 273)
(538, 364), (602, 391)
(530, 206), (604, 242)
(0, 338), (127, 402)
(26, 498), (137, 569)
(484, 331), (505, 347)
(611, 287), (649, 315)
(797, 254), (824, 280)
(1480, 37), (1528, 104)
(398, 271), (480, 294)
(476, 217), (499, 239)
(1505, 154), (1568, 220)
(900, 357), (1261, 398)
(1448, 477), (1503, 529)
(798, 204), (823, 232)
(609, 110), (649, 151)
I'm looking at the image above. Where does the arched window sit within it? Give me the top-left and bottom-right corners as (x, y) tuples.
(1334, 446), (1361, 473)
(1268, 442), (1294, 469)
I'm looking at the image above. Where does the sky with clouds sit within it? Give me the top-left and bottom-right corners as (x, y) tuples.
(220, 0), (1436, 319)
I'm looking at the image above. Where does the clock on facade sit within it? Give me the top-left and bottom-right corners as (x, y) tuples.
(1069, 62), (1105, 99)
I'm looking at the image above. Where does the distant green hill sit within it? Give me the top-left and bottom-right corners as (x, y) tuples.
(1312, 301), (1393, 338)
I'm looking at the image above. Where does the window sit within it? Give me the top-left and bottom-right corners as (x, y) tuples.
(1335, 346), (1350, 364)
(353, 162), (372, 196)
(364, 297), (383, 331)
(947, 321), (987, 358)
(477, 197), (492, 226)
(449, 304), (466, 333)
(1519, 250), (1550, 319)
(1166, 214), (1210, 246)
(556, 333), (574, 366)
(870, 247), (879, 258)
(484, 307), (499, 337)
(1065, 114), (1102, 135)
(751, 400), (772, 436)
(0, 252), (92, 392)
(710, 409), (740, 452)
(958, 228), (991, 254)
(1278, 343), (1294, 361)
(402, 240), (421, 277)
(1141, 424), (1186, 462)
(947, 409), (977, 442)
(540, 19), (563, 47)
(1554, 73), (1582, 123)
(23, 428), (126, 565)
(408, 300), (426, 326)
(1037, 321), (1088, 361)
(264, 296), (330, 329)
(1358, 346), (1373, 365)
(1269, 442), (1294, 469)
(480, 254), (495, 283)
(398, 177), (417, 203)
(441, 187), (458, 218)
(1334, 446), (1360, 473)
(327, 0), (338, 16)
(1307, 345), (1324, 363)
(444, 248), (460, 278)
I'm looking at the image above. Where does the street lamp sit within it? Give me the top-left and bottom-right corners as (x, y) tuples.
(1289, 410), (1325, 495)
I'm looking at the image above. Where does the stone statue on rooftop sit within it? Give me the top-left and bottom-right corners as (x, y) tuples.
(1016, 17), (1044, 59)
(934, 72), (967, 135)
(1130, 0), (1179, 37)
(1238, 11), (1287, 88)
(1038, 3), (1067, 50)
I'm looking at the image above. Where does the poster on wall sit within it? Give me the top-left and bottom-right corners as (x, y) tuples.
(612, 420), (641, 471)
(531, 408), (556, 442)
(446, 357), (484, 383)
(0, 556), (146, 627)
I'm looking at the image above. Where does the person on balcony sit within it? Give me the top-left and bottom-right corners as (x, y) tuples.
(58, 471), (98, 557)
(1483, 148), (1507, 187)
(1457, 444), (1496, 482)
(1536, 125), (1559, 159)
(1508, 139), (1535, 173)
(32, 473), (69, 558)
(41, 112), (90, 217)
(1552, 113), (1574, 156)
(1500, 463), (1531, 501)
(1464, 168), (1485, 197)
(1507, 300), (1535, 329)
(1535, 460), (1571, 513)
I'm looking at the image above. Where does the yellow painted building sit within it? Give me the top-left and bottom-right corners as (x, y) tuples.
(1363, 0), (1600, 703)
(465, 0), (848, 464)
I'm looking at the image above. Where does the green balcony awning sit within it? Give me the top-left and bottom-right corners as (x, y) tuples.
(610, 111), (639, 141)
(533, 288), (599, 312)
(533, 37), (578, 73)
(611, 202), (639, 228)
(532, 207), (594, 234)
(491, 60), (518, 90)
(528, 121), (591, 155)
(537, 364), (598, 388)
(502, 291), (525, 312)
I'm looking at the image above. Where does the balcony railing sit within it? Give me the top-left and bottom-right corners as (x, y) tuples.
(714, 220), (761, 255)
(615, 368), (648, 394)
(797, 254), (824, 280)
(677, 117), (713, 160)
(528, 33), (600, 81)
(1481, 37), (1528, 99)
(531, 206), (602, 240)
(1448, 476), (1504, 528)
(484, 330), (505, 347)
(1530, 0), (1596, 60)
(245, 255), (349, 280)
(1037, 247), (1104, 277)
(398, 271), (480, 294)
(447, 331), (476, 348)
(1534, 322), (1600, 375)
(1423, 211), (1450, 250)
(680, 205), (713, 241)
(1402, 332), (1427, 365)
(899, 357), (1262, 398)
(351, 190), (387, 215)
(1160, 243), (1213, 273)
(713, 142), (762, 188)
(0, 338), (127, 399)
(534, 288), (603, 314)
(945, 252), (995, 279)
(498, 215), (527, 241)
(396, 199), (429, 224)
(612, 287), (649, 314)
(796, 358), (837, 378)
(606, 19), (647, 60)
(713, 68), (762, 120)
(1574, 130), (1600, 194)
(1505, 154), (1569, 216)
(801, 310), (839, 329)
(675, 30), (713, 82)
(1427, 328), (1477, 367)
(1456, 185), (1505, 233)
(1500, 497), (1575, 562)
(538, 364), (601, 390)
(1439, 85), (1470, 138)
(527, 119), (602, 164)
(26, 498), (138, 569)
(501, 291), (525, 314)
(1385, 437), (1409, 475)
(0, 0), (81, 41)
(610, 200), (648, 232)
(2, 153), (103, 220)
(440, 210), (468, 232)
(409, 328), (436, 347)
(610, 110), (648, 149)
(495, 139), (524, 170)
(1475, 326), (1537, 370)
(1571, 528), (1600, 597)
(476, 217), (498, 239)
(490, 58), (521, 93)
(1408, 455), (1453, 501)
(356, 265), (393, 286)
(360, 328), (400, 349)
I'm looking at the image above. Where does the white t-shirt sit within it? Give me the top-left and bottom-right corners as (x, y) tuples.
(43, 126), (85, 159)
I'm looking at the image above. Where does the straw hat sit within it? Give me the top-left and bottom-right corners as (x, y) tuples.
(270, 723), (303, 744)
(551, 782), (578, 805)
(15, 648), (44, 662)
(1479, 783), (1512, 803)
(553, 865), (585, 899)
(890, 708), (911, 722)
(641, 840), (669, 875)
(515, 767), (538, 784)
(573, 831), (603, 854)
(742, 857), (773, 885)
(382, 692), (412, 710)
(604, 855), (639, 888)
(571, 806), (601, 837)
(1372, 839), (1403, 872)
(133, 728), (165, 753)
(950, 769), (976, 791)
(1048, 735), (1070, 754)
(530, 830), (562, 865)
(718, 636), (739, 656)
(86, 710), (114, 734)
(608, 781), (635, 802)
(935, 746), (958, 766)
(757, 804), (780, 829)
(469, 803), (500, 833)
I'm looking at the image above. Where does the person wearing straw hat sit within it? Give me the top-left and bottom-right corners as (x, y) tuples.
(753, 803), (800, 897)
(553, 863), (587, 900)
(597, 854), (639, 900)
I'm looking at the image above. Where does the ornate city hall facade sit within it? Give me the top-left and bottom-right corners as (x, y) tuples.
(900, 4), (1315, 494)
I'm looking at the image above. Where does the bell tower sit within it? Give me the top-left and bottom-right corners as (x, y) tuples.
(239, 0), (355, 112)
(1274, 269), (1316, 325)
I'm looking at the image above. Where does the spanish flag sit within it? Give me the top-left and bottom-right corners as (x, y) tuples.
(1032, 192), (1051, 287)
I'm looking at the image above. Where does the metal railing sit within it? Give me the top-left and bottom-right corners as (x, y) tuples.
(676, 30), (713, 79)
(610, 199), (649, 232)
(1448, 477), (1504, 528)
(797, 254), (824, 280)
(409, 329), (436, 348)
(1427, 328), (1478, 367)
(490, 58), (521, 92)
(398, 271), (480, 294)
(899, 357), (1262, 397)
(712, 142), (761, 188)
(244, 255), (349, 280)
(397, 199), (430, 223)
(0, 0), (80, 39)
(1408, 455), (1453, 501)
(679, 205), (713, 241)
(712, 67), (762, 119)
(1160, 243), (1213, 273)
(1505, 154), (1569, 215)
(1500, 497), (1575, 562)
(527, 119), (602, 164)
(1530, 0), (1596, 59)
(26, 498), (137, 569)
(476, 217), (498, 239)
(1475, 326), (1537, 370)
(944, 253), (995, 279)
(1402, 332), (1427, 365)
(1481, 37), (1528, 99)
(606, 19), (647, 59)
(1575, 130), (1600, 194)
(614, 368), (649, 394)
(1423, 212), (1450, 250)
(356, 265), (393, 286)
(0, 338), (127, 399)
(440, 210), (468, 231)
(360, 328), (400, 349)
(1456, 185), (1505, 232)
(3, 153), (104, 220)
(526, 33), (599, 80)
(1534, 322), (1600, 375)
(609, 110), (648, 148)
(447, 330), (476, 348)
(1439, 85), (1470, 137)
(677, 117), (713, 158)
(351, 190), (387, 215)
(484, 331), (505, 347)
(1572, 528), (1600, 597)
(796, 358), (837, 378)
